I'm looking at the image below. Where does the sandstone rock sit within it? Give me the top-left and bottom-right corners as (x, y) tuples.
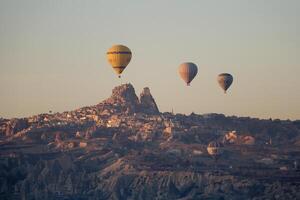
(224, 130), (238, 144)
(224, 131), (255, 145)
(102, 84), (159, 115)
(5, 118), (29, 136)
(139, 87), (159, 114)
(79, 142), (87, 148)
(242, 135), (255, 145)
(103, 83), (139, 114)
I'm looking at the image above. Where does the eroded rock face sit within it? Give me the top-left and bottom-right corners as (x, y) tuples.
(103, 84), (159, 115)
(103, 84), (140, 114)
(1, 155), (299, 200)
(139, 87), (159, 115)
(5, 118), (29, 136)
(111, 84), (139, 105)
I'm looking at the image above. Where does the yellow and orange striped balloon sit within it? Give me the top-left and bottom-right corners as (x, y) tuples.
(107, 45), (132, 78)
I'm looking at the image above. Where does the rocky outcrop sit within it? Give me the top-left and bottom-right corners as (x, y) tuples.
(5, 118), (29, 136)
(103, 84), (159, 115)
(223, 131), (256, 145)
(103, 84), (140, 114)
(139, 87), (159, 114)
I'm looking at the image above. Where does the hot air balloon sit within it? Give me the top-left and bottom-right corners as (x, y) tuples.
(207, 141), (223, 157)
(107, 45), (132, 78)
(217, 73), (233, 93)
(178, 62), (198, 86)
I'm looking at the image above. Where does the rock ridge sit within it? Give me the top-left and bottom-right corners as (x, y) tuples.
(103, 83), (159, 115)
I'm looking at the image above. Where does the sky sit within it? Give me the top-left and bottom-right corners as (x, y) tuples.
(0, 0), (300, 120)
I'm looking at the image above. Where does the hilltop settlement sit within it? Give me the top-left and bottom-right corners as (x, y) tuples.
(1, 84), (300, 199)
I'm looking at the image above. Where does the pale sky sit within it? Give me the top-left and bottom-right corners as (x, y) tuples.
(1, 0), (300, 120)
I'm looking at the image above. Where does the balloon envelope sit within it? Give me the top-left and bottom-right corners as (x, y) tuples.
(178, 62), (198, 86)
(217, 73), (233, 93)
(107, 45), (132, 77)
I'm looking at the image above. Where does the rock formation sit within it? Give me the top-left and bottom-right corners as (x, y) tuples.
(0, 83), (300, 199)
(5, 118), (29, 136)
(139, 87), (159, 114)
(103, 83), (140, 114)
(103, 83), (159, 115)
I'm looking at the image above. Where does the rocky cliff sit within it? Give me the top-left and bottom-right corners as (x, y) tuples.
(5, 118), (29, 136)
(139, 87), (159, 115)
(102, 83), (159, 115)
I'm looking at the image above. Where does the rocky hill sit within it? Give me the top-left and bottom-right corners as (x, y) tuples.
(0, 83), (300, 200)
